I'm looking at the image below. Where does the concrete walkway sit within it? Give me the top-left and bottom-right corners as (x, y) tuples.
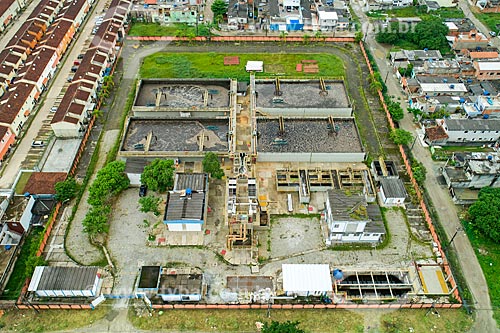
(350, 2), (497, 331)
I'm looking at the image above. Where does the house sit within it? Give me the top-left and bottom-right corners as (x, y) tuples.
(473, 61), (500, 80)
(164, 173), (208, 232)
(442, 152), (500, 190)
(0, 126), (15, 162)
(0, 82), (40, 136)
(0, 0), (25, 33)
(281, 264), (332, 297)
(268, 0), (306, 31)
(467, 50), (499, 60)
(23, 172), (67, 195)
(452, 30), (490, 50)
(379, 177), (407, 206)
(28, 266), (101, 297)
(426, 118), (500, 145)
(473, 0), (500, 12)
(389, 50), (442, 64)
(325, 189), (385, 244)
(317, 7), (338, 31)
(424, 124), (449, 145)
(413, 59), (461, 76)
(228, 0), (248, 29)
(418, 82), (468, 96)
(158, 267), (204, 302)
(0, 222), (23, 246)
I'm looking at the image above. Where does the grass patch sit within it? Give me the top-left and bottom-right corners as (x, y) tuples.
(474, 12), (500, 34)
(0, 307), (108, 332)
(3, 228), (43, 300)
(380, 309), (473, 332)
(463, 220), (500, 325)
(383, 6), (464, 19)
(128, 23), (194, 37)
(129, 308), (364, 332)
(140, 53), (345, 81)
(440, 145), (494, 153)
(14, 171), (33, 195)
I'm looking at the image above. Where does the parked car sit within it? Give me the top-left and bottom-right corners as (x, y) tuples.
(73, 61), (80, 66)
(71, 66), (78, 72)
(77, 54), (84, 59)
(67, 76), (73, 82)
(50, 106), (58, 112)
(31, 140), (45, 147)
(139, 184), (148, 197)
(199, 14), (204, 22)
(490, 31), (497, 37)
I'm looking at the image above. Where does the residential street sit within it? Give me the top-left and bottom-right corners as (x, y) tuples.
(351, 3), (497, 331)
(0, 0), (108, 188)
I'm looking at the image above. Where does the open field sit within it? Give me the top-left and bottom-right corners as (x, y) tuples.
(128, 22), (212, 37)
(379, 309), (473, 332)
(0, 307), (108, 332)
(464, 221), (500, 325)
(129, 308), (365, 332)
(128, 308), (472, 332)
(369, 6), (465, 19)
(474, 12), (500, 34)
(140, 53), (345, 81)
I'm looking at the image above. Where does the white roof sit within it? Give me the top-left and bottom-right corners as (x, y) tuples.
(318, 9), (338, 21)
(444, 22), (458, 30)
(246, 61), (263, 71)
(477, 62), (500, 71)
(420, 83), (467, 93)
(282, 264), (333, 292)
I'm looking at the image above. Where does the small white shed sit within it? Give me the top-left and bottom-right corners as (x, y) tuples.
(282, 264), (332, 297)
(246, 61), (264, 72)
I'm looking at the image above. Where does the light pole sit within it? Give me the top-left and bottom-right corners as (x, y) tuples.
(446, 226), (464, 250)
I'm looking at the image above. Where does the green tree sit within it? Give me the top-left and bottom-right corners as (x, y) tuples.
(408, 107), (423, 120)
(368, 74), (382, 94)
(390, 128), (413, 146)
(387, 101), (404, 121)
(302, 34), (310, 44)
(211, 0), (227, 21)
(262, 321), (305, 333)
(375, 22), (401, 44)
(82, 205), (111, 236)
(202, 152), (224, 179)
(88, 161), (130, 206)
(411, 159), (427, 185)
(54, 177), (79, 202)
(139, 195), (161, 216)
(354, 31), (363, 42)
(469, 187), (500, 240)
(411, 18), (449, 51)
(141, 159), (175, 192)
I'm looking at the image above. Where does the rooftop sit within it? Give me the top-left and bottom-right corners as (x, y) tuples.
(165, 191), (205, 222)
(256, 118), (362, 153)
(380, 177), (407, 199)
(137, 266), (161, 289)
(23, 172), (67, 195)
(425, 125), (449, 141)
(445, 118), (500, 131)
(174, 173), (207, 192)
(282, 264), (332, 292)
(158, 273), (203, 295)
(28, 266), (98, 292)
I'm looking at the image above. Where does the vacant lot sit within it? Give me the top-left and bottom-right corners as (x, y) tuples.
(474, 12), (500, 34)
(379, 309), (473, 333)
(129, 308), (365, 332)
(0, 307), (108, 332)
(140, 53), (345, 81)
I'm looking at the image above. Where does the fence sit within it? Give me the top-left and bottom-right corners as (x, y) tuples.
(358, 41), (461, 304)
(126, 36), (355, 43)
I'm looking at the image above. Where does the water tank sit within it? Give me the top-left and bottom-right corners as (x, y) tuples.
(483, 114), (490, 119)
(443, 79), (448, 83)
(488, 155), (493, 161)
(333, 269), (343, 280)
(4, 245), (11, 251)
(186, 188), (192, 195)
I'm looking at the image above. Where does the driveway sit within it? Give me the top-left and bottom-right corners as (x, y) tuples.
(350, 3), (497, 331)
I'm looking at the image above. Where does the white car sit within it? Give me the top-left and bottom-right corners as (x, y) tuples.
(31, 140), (45, 147)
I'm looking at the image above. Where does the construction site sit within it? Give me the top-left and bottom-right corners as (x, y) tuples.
(111, 76), (457, 306)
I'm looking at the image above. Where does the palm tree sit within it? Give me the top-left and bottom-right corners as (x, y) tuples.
(368, 74), (382, 94)
(302, 34), (310, 44)
(279, 31), (287, 43)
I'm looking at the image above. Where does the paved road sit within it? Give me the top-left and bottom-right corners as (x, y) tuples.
(351, 3), (497, 332)
(0, 0), (106, 188)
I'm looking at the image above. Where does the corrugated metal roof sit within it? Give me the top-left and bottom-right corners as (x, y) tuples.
(282, 264), (332, 292)
(380, 177), (407, 199)
(174, 173), (207, 192)
(165, 192), (204, 221)
(29, 266), (98, 292)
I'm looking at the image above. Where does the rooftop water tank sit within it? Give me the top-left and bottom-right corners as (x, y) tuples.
(333, 269), (343, 280)
(488, 155), (493, 161)
(186, 188), (192, 195)
(483, 114), (490, 119)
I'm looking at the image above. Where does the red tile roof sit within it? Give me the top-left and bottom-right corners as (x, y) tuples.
(425, 126), (449, 142)
(0, 0), (17, 19)
(23, 172), (67, 195)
